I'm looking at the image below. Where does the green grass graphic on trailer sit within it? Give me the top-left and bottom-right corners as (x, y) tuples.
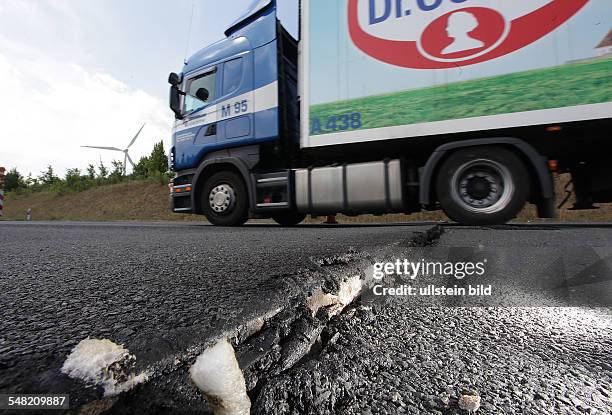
(309, 58), (612, 136)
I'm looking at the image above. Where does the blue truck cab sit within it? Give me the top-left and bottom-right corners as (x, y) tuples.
(168, 0), (301, 226)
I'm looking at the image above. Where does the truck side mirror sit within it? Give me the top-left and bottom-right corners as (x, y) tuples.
(169, 86), (183, 120)
(195, 88), (209, 102)
(168, 72), (182, 86)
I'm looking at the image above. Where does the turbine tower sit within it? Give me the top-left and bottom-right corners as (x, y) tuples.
(81, 124), (145, 174)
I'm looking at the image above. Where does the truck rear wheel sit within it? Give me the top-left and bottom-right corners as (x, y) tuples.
(272, 212), (307, 227)
(435, 147), (529, 225)
(201, 171), (249, 226)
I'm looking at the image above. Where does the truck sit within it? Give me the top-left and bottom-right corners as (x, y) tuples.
(167, 0), (612, 226)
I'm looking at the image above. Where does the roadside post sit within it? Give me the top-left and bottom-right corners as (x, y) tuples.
(0, 167), (5, 217)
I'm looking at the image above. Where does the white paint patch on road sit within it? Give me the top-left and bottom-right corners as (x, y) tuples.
(61, 338), (149, 396)
(190, 339), (250, 415)
(307, 275), (363, 317)
(337, 275), (364, 306)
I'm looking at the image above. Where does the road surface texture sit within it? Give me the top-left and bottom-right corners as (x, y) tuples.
(0, 221), (431, 413)
(258, 225), (612, 415)
(0, 221), (611, 414)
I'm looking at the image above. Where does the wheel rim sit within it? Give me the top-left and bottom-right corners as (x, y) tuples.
(209, 184), (236, 214)
(450, 159), (515, 214)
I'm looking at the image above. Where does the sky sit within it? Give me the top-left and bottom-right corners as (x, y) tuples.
(309, 0), (612, 104)
(0, 0), (298, 178)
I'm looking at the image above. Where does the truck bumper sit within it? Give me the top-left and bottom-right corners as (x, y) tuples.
(169, 174), (195, 214)
(170, 193), (193, 213)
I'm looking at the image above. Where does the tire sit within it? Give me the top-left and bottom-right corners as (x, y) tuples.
(435, 146), (530, 225)
(201, 171), (249, 226)
(273, 212), (307, 227)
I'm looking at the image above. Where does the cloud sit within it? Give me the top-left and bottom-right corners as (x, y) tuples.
(0, 1), (173, 177)
(0, 51), (172, 176)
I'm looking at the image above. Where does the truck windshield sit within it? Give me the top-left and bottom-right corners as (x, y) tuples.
(184, 70), (217, 113)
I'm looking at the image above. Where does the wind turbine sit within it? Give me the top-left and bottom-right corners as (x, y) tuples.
(81, 124), (145, 174)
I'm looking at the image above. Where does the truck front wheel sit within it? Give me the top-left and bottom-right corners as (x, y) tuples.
(201, 171), (249, 226)
(435, 147), (530, 225)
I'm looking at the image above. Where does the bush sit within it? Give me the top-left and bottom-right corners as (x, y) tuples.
(8, 141), (172, 195)
(4, 168), (26, 192)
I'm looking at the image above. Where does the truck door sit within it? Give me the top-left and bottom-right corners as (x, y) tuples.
(173, 67), (220, 170)
(217, 52), (255, 145)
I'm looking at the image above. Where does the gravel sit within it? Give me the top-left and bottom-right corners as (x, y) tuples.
(254, 305), (612, 414)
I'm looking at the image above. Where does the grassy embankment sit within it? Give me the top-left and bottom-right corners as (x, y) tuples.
(2, 175), (612, 223)
(1, 180), (201, 222)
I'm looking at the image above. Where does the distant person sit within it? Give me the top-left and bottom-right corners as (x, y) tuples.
(26, 208), (32, 221)
(442, 11), (484, 54)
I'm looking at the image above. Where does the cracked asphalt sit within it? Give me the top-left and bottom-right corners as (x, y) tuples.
(0, 220), (431, 410)
(257, 306), (611, 415)
(255, 225), (612, 415)
(1, 221), (611, 414)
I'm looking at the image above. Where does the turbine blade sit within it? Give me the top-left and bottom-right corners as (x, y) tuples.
(127, 123), (145, 148)
(81, 146), (123, 151)
(125, 152), (136, 168)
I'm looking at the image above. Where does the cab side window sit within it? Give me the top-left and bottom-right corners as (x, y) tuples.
(223, 58), (243, 96)
(184, 70), (217, 113)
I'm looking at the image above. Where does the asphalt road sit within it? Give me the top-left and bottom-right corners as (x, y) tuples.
(0, 220), (431, 410)
(256, 225), (612, 415)
(258, 306), (611, 414)
(1, 221), (611, 414)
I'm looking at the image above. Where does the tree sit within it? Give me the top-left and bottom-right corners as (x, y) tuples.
(132, 156), (150, 178)
(25, 173), (37, 188)
(4, 167), (25, 191)
(64, 168), (82, 186)
(110, 160), (124, 179)
(98, 161), (108, 179)
(39, 165), (59, 186)
(148, 141), (168, 174)
(86, 164), (96, 180)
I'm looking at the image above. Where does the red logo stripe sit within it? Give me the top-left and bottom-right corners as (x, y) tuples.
(348, 0), (588, 69)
